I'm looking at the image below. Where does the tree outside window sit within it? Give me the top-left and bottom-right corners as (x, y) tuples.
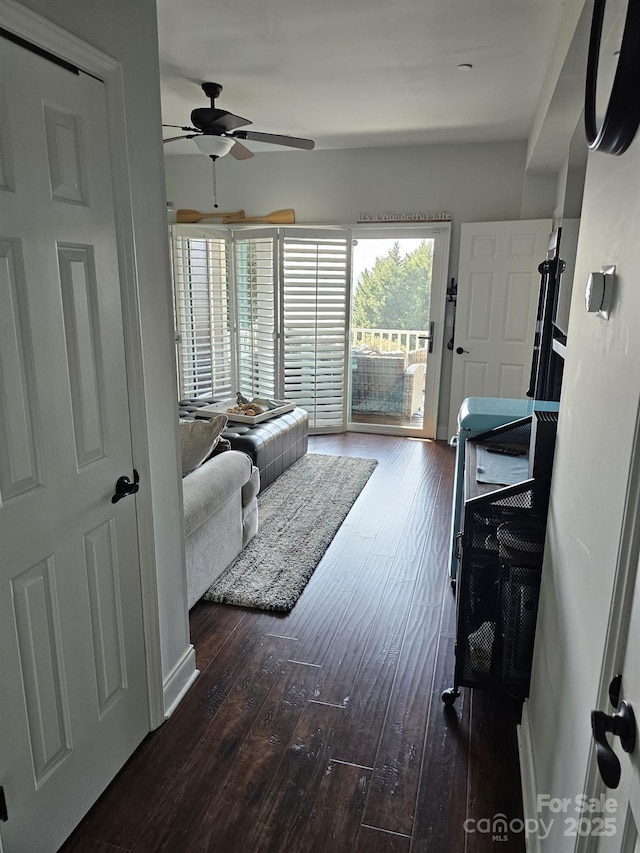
(352, 240), (433, 335)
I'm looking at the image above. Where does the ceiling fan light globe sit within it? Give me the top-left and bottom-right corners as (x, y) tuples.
(194, 136), (235, 158)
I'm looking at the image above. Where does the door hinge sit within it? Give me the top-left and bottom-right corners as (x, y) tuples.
(0, 785), (8, 821)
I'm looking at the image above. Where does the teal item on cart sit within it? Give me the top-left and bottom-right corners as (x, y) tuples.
(448, 397), (560, 581)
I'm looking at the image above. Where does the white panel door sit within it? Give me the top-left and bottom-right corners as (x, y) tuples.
(448, 219), (551, 436)
(0, 36), (148, 852)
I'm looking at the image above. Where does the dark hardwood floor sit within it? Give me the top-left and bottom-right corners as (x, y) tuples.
(61, 434), (525, 853)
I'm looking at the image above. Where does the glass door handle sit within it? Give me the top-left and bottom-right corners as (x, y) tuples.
(418, 322), (435, 353)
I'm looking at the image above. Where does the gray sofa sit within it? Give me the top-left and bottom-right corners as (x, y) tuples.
(180, 420), (260, 608)
(182, 450), (259, 608)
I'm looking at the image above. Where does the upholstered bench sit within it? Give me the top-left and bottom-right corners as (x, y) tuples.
(178, 399), (308, 491)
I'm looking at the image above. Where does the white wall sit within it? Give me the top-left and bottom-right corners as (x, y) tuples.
(165, 141), (556, 435)
(523, 133), (640, 849)
(554, 121), (588, 224)
(16, 0), (193, 719)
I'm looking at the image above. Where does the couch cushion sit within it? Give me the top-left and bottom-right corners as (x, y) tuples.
(179, 415), (228, 477)
(182, 449), (254, 538)
(241, 465), (261, 506)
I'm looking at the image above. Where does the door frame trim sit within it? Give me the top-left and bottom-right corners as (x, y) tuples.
(575, 398), (640, 853)
(1, 0), (164, 729)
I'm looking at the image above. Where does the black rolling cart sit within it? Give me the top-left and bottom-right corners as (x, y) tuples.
(442, 415), (556, 705)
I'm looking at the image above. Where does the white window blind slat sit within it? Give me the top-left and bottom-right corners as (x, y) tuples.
(173, 232), (233, 399)
(281, 231), (350, 430)
(234, 232), (277, 399)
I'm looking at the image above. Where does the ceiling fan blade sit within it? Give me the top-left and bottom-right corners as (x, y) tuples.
(213, 111), (252, 132)
(233, 130), (315, 150)
(163, 134), (198, 144)
(191, 108), (252, 133)
(229, 140), (255, 160)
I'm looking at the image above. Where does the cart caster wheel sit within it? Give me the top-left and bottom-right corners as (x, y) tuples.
(441, 688), (459, 706)
(450, 578), (456, 592)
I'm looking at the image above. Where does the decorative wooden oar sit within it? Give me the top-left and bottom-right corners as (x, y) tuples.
(176, 209), (245, 223)
(223, 209), (295, 224)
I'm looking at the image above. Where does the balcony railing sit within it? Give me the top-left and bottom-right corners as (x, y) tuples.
(351, 327), (428, 355)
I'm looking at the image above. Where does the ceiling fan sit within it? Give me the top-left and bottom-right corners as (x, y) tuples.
(162, 82), (315, 160)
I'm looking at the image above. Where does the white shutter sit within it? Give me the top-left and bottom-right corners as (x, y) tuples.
(233, 230), (278, 399)
(281, 229), (351, 431)
(172, 227), (233, 399)
(171, 225), (352, 429)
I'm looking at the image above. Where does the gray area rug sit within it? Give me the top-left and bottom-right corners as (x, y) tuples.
(204, 453), (378, 611)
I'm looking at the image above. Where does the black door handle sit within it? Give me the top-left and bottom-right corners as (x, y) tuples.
(111, 469), (139, 504)
(591, 701), (636, 789)
(418, 322), (435, 353)
(455, 346), (469, 355)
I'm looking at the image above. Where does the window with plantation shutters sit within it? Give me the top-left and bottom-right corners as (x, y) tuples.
(233, 230), (278, 399)
(171, 223), (448, 437)
(172, 229), (233, 400)
(281, 230), (351, 430)
(171, 225), (351, 430)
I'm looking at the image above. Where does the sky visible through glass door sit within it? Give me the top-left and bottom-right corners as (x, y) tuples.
(352, 238), (426, 290)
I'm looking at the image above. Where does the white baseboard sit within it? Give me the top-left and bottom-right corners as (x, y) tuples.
(518, 701), (542, 853)
(437, 424), (451, 441)
(162, 644), (199, 718)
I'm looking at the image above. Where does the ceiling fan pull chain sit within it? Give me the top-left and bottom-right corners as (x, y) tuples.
(210, 157), (219, 208)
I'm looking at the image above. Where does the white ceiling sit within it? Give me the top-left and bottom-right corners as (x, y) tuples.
(157, 0), (569, 157)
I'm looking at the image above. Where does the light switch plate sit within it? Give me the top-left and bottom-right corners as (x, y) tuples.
(585, 264), (615, 319)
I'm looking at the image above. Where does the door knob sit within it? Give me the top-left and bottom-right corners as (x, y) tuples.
(591, 701), (636, 789)
(455, 346), (469, 355)
(111, 470), (139, 504)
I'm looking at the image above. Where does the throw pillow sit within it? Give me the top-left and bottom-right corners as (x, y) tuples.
(179, 415), (228, 477)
